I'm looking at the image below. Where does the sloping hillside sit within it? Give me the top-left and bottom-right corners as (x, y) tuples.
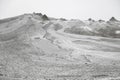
(0, 13), (120, 80)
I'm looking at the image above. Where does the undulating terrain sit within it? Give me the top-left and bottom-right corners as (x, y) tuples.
(0, 13), (120, 80)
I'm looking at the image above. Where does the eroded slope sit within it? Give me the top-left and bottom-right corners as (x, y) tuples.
(0, 13), (120, 80)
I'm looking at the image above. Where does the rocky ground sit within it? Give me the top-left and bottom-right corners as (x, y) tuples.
(0, 13), (120, 80)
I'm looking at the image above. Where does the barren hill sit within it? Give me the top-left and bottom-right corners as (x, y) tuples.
(0, 13), (120, 80)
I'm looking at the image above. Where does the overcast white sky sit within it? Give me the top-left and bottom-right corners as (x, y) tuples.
(0, 0), (120, 20)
